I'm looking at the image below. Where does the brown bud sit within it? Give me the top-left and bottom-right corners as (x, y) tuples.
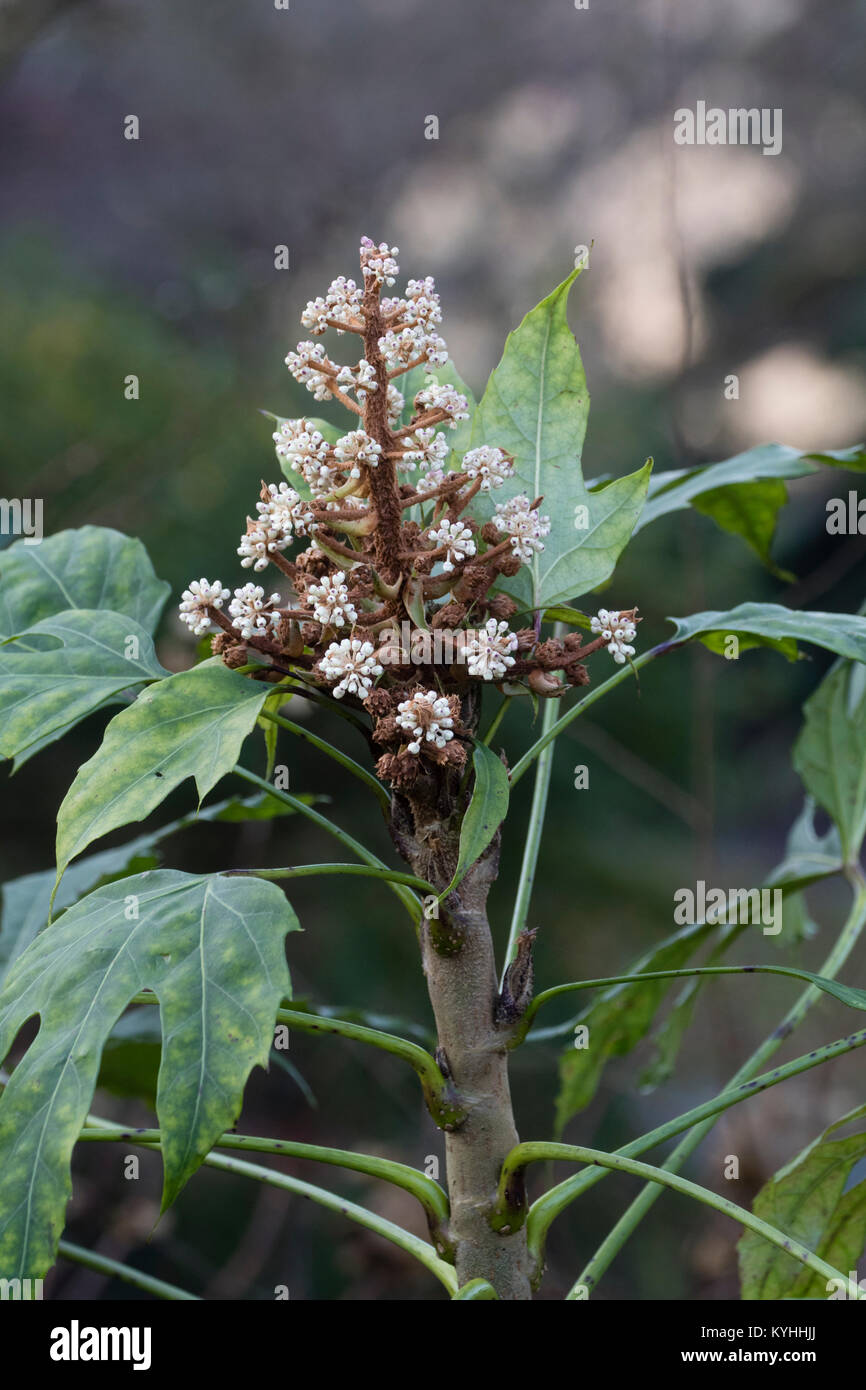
(223, 644), (249, 670)
(498, 554), (522, 577)
(211, 633), (232, 654)
(528, 668), (567, 696)
(485, 593), (518, 620)
(301, 622), (321, 645)
(515, 627), (537, 653)
(480, 521), (502, 544)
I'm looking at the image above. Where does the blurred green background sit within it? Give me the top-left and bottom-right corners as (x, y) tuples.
(1, 0), (865, 1300)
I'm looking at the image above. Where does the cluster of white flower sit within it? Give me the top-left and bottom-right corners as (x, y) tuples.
(272, 422), (336, 493)
(399, 426), (449, 470)
(285, 342), (338, 402)
(386, 383), (405, 426)
(333, 429), (382, 477)
(493, 494), (551, 562)
(300, 276), (364, 335)
(318, 637), (383, 699)
(228, 584), (282, 640)
(307, 574), (357, 628)
(427, 517), (476, 572)
(396, 690), (455, 755)
(417, 466), (447, 493)
(403, 277), (442, 327)
(590, 609), (637, 665)
(414, 381), (468, 425)
(463, 619), (518, 681)
(257, 482), (316, 539)
(178, 579), (230, 636)
(349, 360), (378, 400)
(360, 239), (399, 286)
(461, 445), (513, 491)
(238, 523), (284, 572)
(378, 323), (449, 374)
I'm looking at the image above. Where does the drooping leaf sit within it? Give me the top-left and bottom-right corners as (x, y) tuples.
(555, 919), (717, 1133)
(55, 661), (269, 885)
(637, 443), (866, 535)
(738, 1105), (866, 1300)
(0, 610), (168, 768)
(470, 269), (650, 609)
(0, 526), (169, 640)
(441, 742), (510, 898)
(764, 797), (845, 895)
(793, 660), (866, 863)
(0, 869), (299, 1278)
(691, 479), (794, 580)
(665, 603), (866, 665)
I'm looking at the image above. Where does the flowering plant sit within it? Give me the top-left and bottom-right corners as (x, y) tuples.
(2, 239), (866, 1301)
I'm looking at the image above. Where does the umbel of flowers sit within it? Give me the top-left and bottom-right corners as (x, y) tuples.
(179, 239), (639, 789)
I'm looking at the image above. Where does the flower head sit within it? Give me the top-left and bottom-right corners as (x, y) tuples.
(308, 573), (358, 628)
(318, 638), (383, 699)
(427, 517), (476, 572)
(179, 578), (230, 635)
(462, 619), (518, 681)
(396, 690), (455, 755)
(461, 445), (513, 491)
(333, 429), (382, 477)
(494, 494), (551, 561)
(228, 584), (282, 640)
(590, 609), (638, 664)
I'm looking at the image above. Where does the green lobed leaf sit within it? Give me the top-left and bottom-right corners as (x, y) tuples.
(637, 443), (866, 536)
(470, 269), (650, 609)
(0, 610), (168, 768)
(55, 661), (269, 886)
(555, 919), (717, 1133)
(738, 1105), (866, 1299)
(0, 869), (299, 1278)
(793, 660), (866, 864)
(665, 603), (866, 664)
(441, 742), (510, 899)
(0, 526), (169, 640)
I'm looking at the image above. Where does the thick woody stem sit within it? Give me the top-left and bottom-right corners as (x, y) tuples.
(391, 791), (534, 1300)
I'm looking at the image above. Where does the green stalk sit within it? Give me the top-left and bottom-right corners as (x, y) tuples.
(234, 765), (421, 922)
(124, 992), (465, 1129)
(57, 1239), (199, 1300)
(499, 1025), (866, 1248)
(77, 1126), (451, 1254)
(224, 862), (435, 894)
(512, 961), (866, 1048)
(258, 709), (389, 812)
(499, 695), (558, 986)
(82, 1115), (456, 1294)
(452, 1278), (499, 1300)
(276, 1006), (466, 1130)
(567, 878), (866, 1295)
(509, 646), (661, 789)
(497, 1145), (863, 1301)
